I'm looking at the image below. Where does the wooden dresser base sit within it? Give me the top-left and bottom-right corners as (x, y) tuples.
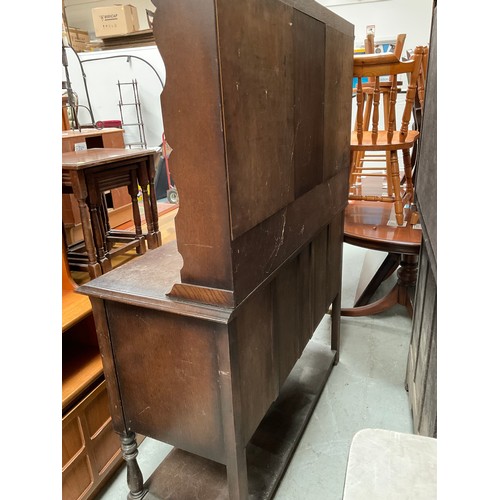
(143, 339), (336, 500)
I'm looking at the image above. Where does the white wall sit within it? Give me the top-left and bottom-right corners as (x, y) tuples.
(316, 0), (433, 53)
(63, 45), (166, 148)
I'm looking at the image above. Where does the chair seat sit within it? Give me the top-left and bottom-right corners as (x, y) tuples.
(351, 130), (419, 151)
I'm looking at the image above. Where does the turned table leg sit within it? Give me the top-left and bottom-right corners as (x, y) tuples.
(120, 432), (147, 500)
(69, 171), (102, 279)
(138, 160), (162, 249)
(88, 178), (112, 273)
(128, 171), (147, 255)
(331, 292), (341, 365)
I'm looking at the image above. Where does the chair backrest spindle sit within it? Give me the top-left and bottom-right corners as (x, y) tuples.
(356, 76), (364, 144)
(371, 76), (381, 144)
(352, 47), (425, 147)
(400, 46), (424, 142)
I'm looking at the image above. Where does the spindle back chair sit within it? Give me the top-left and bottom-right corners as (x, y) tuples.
(349, 46), (424, 225)
(351, 34), (407, 198)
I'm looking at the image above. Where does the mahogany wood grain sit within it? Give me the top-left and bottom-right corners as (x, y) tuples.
(341, 199), (421, 317)
(343, 199), (421, 254)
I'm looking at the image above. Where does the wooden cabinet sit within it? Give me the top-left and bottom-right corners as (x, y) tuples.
(62, 381), (122, 500)
(79, 1), (354, 499)
(62, 249), (123, 500)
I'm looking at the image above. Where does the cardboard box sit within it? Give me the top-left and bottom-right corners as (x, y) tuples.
(92, 4), (140, 38)
(68, 27), (90, 52)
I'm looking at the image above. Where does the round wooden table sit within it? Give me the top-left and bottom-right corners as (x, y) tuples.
(341, 200), (422, 317)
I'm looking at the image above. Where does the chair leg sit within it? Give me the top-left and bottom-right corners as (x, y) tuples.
(402, 148), (414, 202)
(385, 151), (393, 196)
(390, 151), (404, 225)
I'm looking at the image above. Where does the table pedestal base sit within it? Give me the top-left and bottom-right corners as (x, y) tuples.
(341, 253), (418, 318)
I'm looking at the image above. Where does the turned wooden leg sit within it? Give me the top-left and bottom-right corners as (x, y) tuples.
(396, 253), (419, 318)
(402, 148), (414, 202)
(69, 171), (102, 279)
(138, 162), (161, 249)
(390, 151), (404, 225)
(88, 201), (112, 273)
(146, 158), (162, 246)
(120, 432), (147, 500)
(330, 292), (341, 365)
(128, 172), (146, 255)
(75, 197), (102, 279)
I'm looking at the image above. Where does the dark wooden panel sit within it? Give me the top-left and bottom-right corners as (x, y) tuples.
(323, 26), (354, 181)
(218, 0), (294, 238)
(233, 285), (278, 444)
(273, 258), (301, 387)
(153, 0), (233, 290)
(231, 172), (348, 304)
(406, 244), (437, 438)
(312, 226), (329, 327)
(414, 248), (437, 437)
(150, 0), (353, 308)
(106, 301), (227, 464)
(298, 242), (313, 354)
(406, 5), (437, 439)
(327, 212), (344, 303)
(415, 267), (436, 380)
(415, 5), (437, 276)
(143, 339), (336, 500)
(293, 9), (325, 198)
(419, 307), (437, 437)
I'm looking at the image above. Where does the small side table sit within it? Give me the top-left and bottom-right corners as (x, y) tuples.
(62, 148), (162, 279)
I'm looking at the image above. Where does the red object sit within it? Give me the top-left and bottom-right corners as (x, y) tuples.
(95, 120), (122, 129)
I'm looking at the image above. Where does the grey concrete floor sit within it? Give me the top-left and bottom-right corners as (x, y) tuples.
(95, 242), (414, 500)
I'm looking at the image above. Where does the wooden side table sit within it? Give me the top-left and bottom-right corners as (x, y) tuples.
(341, 199), (422, 317)
(62, 148), (162, 279)
(62, 128), (130, 224)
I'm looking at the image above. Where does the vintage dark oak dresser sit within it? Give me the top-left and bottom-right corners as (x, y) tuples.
(79, 1), (354, 498)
